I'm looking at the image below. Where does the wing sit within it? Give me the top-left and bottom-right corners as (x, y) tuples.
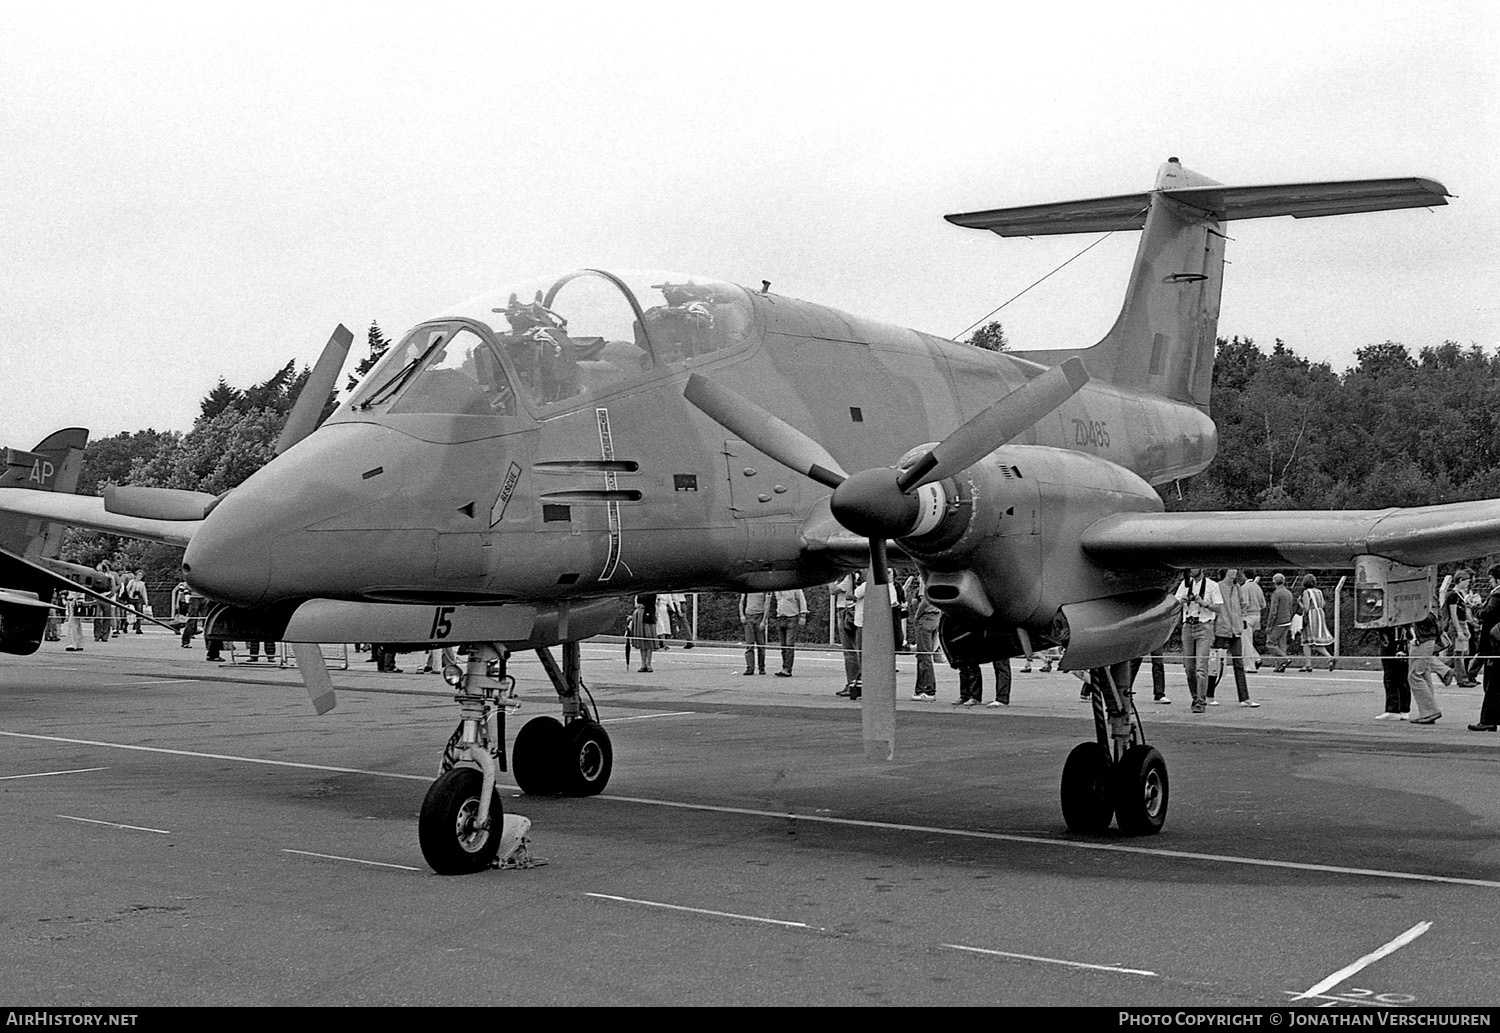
(1081, 501), (1500, 569)
(0, 488), (202, 547)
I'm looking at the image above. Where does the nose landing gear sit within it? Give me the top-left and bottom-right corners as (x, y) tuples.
(1061, 660), (1169, 836)
(418, 640), (613, 874)
(419, 643), (518, 874)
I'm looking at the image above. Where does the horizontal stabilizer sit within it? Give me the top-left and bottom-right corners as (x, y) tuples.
(947, 177), (1450, 237)
(947, 192), (1154, 236)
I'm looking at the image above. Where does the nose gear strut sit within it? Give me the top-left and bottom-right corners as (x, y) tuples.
(418, 639), (614, 874)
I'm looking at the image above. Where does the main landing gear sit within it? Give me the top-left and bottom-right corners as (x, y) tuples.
(1062, 660), (1168, 836)
(512, 642), (613, 798)
(417, 640), (613, 875)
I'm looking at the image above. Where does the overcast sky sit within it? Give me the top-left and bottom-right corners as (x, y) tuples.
(2, 1), (1495, 451)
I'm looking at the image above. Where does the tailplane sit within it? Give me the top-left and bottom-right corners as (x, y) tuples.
(946, 160), (1450, 412)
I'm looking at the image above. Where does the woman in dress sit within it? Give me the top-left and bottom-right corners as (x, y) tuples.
(632, 593), (657, 673)
(1298, 574), (1336, 671)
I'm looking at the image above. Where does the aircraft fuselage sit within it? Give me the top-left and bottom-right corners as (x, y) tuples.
(183, 272), (1214, 632)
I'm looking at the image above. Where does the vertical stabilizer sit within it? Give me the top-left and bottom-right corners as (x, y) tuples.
(1079, 159), (1227, 410)
(1001, 159), (1227, 412)
(0, 428), (90, 559)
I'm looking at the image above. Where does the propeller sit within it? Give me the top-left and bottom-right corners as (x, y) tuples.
(276, 325), (354, 455)
(684, 357), (1089, 760)
(680, 376), (848, 489)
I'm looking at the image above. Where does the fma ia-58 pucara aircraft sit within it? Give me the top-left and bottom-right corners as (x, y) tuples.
(1, 159), (1483, 874)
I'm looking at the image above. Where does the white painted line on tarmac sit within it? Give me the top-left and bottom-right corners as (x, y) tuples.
(597, 795), (1500, 892)
(601, 711), (697, 723)
(1291, 921), (1433, 1001)
(58, 814), (171, 834)
(282, 849), (422, 872)
(941, 942), (1157, 977)
(0, 731), (432, 782)
(586, 892), (818, 929)
(9, 729), (1499, 892)
(100, 678), (198, 687)
(0, 766), (109, 781)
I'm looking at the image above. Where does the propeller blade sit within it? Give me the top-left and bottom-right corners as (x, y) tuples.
(276, 325), (354, 455)
(897, 356), (1089, 491)
(860, 538), (897, 762)
(289, 643), (337, 715)
(683, 374), (848, 489)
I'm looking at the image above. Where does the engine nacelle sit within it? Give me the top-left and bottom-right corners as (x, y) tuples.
(903, 444), (1177, 649)
(1051, 590), (1179, 671)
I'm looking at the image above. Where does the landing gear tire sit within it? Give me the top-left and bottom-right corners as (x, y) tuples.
(419, 767), (504, 874)
(561, 720), (613, 797)
(1113, 744), (1169, 836)
(513, 716), (566, 796)
(1060, 741), (1114, 834)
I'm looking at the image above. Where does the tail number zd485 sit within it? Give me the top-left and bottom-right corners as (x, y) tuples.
(1072, 419), (1109, 448)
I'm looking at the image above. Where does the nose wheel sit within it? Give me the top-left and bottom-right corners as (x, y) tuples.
(419, 767), (505, 874)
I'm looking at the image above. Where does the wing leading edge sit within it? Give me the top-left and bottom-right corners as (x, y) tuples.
(1081, 501), (1500, 570)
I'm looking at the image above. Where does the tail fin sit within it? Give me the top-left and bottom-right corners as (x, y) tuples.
(946, 160), (1450, 412)
(0, 428), (89, 559)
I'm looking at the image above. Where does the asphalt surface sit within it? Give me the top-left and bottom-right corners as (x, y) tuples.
(2, 631), (1499, 1006)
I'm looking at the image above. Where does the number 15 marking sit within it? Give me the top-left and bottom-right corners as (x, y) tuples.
(431, 606), (456, 639)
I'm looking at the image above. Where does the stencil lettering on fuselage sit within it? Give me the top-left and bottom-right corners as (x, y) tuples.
(491, 462), (522, 527)
(596, 408), (622, 581)
(1071, 418), (1110, 449)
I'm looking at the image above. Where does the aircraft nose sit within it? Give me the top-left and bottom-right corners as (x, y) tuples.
(181, 422), (408, 608)
(182, 493), (273, 607)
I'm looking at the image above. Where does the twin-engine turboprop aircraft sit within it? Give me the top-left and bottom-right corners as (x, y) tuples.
(1, 159), (1483, 874)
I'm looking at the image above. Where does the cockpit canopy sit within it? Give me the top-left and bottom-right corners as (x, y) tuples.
(343, 269), (755, 419)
